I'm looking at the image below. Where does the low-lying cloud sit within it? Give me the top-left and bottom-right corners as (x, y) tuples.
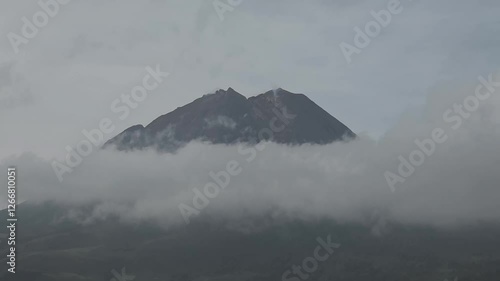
(1, 78), (500, 229)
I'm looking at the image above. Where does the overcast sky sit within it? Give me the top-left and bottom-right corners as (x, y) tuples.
(0, 0), (499, 159)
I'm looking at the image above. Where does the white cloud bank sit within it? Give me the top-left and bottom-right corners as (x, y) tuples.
(1, 76), (500, 229)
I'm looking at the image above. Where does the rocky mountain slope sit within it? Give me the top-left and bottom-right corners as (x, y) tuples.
(103, 88), (355, 151)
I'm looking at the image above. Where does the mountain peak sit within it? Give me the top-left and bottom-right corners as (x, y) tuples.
(211, 87), (245, 97)
(253, 88), (304, 100)
(104, 88), (355, 151)
(201, 88), (248, 105)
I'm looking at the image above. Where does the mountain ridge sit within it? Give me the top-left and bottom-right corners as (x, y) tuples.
(103, 88), (356, 152)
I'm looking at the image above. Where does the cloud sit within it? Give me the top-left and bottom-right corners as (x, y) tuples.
(1, 0), (500, 158)
(0, 0), (499, 232)
(1, 77), (500, 229)
(204, 115), (237, 129)
(0, 60), (34, 110)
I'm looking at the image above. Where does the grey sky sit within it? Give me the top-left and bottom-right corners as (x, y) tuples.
(0, 0), (499, 225)
(0, 0), (499, 157)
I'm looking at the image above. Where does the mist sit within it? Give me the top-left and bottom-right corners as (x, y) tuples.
(1, 76), (500, 230)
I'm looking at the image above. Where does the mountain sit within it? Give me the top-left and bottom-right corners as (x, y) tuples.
(2, 203), (500, 281)
(103, 88), (356, 151)
(3, 88), (500, 280)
